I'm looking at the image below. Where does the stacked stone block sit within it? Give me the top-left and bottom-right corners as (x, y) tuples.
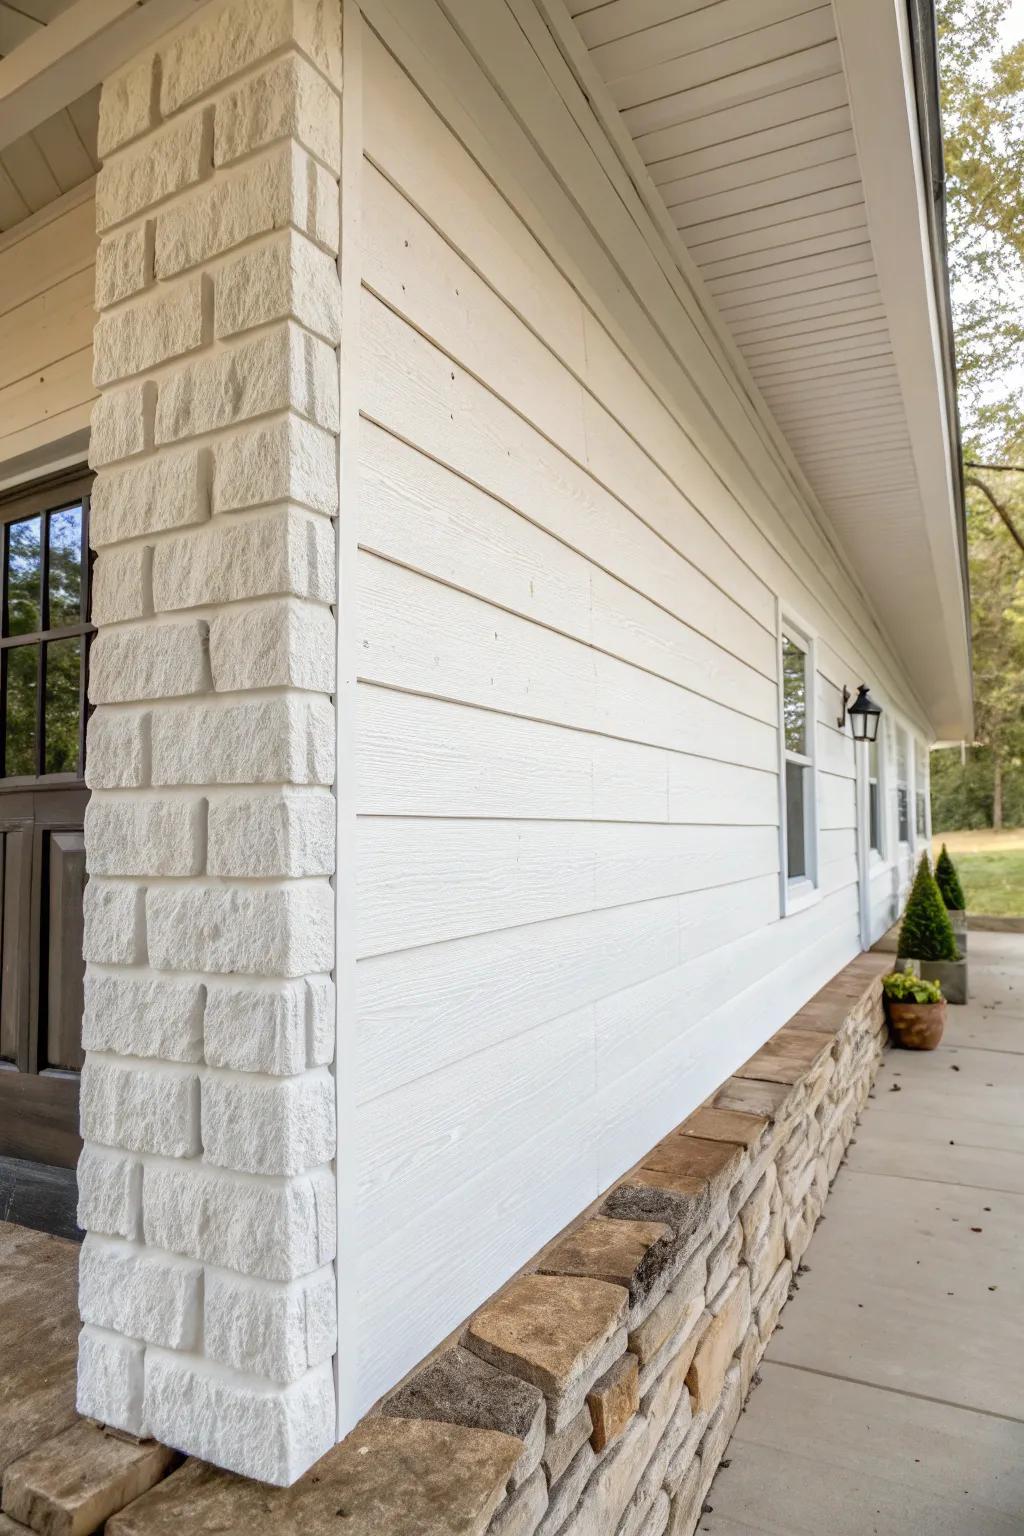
(76, 0), (342, 1487)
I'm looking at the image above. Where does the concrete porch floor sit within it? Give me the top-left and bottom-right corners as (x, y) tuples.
(702, 929), (1024, 1535)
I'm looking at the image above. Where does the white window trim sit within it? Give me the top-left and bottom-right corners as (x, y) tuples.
(777, 605), (821, 916)
(868, 711), (887, 863)
(913, 736), (929, 848)
(895, 721), (911, 849)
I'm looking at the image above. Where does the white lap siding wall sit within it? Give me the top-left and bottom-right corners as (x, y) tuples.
(76, 0), (342, 1486)
(346, 0), (931, 1417)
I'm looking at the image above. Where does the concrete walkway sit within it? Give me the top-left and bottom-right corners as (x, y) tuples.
(703, 930), (1024, 1536)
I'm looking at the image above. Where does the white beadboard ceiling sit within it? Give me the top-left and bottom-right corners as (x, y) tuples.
(0, 0), (98, 231)
(569, 0), (969, 735)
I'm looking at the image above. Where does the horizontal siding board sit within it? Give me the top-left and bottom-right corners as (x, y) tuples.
(355, 815), (781, 955)
(358, 553), (778, 769)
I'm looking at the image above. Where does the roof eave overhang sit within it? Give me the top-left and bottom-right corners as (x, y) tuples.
(832, 0), (972, 740)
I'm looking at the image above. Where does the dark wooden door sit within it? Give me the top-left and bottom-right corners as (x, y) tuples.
(0, 472), (92, 1170)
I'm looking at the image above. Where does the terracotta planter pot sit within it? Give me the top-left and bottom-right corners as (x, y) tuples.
(887, 998), (947, 1050)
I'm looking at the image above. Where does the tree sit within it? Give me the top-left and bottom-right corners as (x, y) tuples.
(898, 856), (960, 961)
(935, 844), (967, 910)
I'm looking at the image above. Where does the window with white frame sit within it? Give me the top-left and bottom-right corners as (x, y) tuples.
(780, 624), (817, 901)
(868, 728), (883, 855)
(915, 739), (928, 839)
(896, 726), (910, 843)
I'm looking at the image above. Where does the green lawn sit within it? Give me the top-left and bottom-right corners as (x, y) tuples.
(952, 850), (1024, 916)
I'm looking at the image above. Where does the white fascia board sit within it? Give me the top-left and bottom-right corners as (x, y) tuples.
(0, 0), (203, 151)
(832, 0), (972, 740)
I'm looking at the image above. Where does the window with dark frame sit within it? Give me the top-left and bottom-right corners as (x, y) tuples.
(781, 628), (815, 890)
(896, 726), (910, 844)
(868, 733), (882, 855)
(915, 739), (928, 839)
(0, 478), (92, 785)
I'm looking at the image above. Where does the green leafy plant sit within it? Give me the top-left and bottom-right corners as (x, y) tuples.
(935, 844), (967, 911)
(897, 855), (961, 961)
(882, 971), (944, 1004)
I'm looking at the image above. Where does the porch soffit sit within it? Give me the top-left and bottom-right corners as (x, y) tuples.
(566, 0), (972, 739)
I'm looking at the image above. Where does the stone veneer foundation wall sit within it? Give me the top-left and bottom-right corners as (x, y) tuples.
(75, 0), (343, 1487)
(103, 952), (887, 1532)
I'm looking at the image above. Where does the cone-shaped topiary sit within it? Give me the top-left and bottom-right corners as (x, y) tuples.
(935, 843), (966, 912)
(898, 854), (960, 961)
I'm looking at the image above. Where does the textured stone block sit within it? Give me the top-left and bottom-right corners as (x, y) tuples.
(96, 221), (154, 309)
(602, 1173), (710, 1246)
(642, 1134), (747, 1212)
(206, 788), (334, 878)
(685, 1269), (750, 1414)
(76, 1326), (147, 1438)
(705, 1219), (742, 1300)
(97, 109), (212, 230)
(94, 275), (208, 384)
(143, 1351), (335, 1486)
(89, 381), (154, 468)
(538, 1442), (595, 1536)
(539, 1218), (674, 1313)
(203, 1264), (336, 1385)
(382, 1345), (546, 1489)
(212, 414), (337, 515)
(2, 1418), (176, 1536)
(748, 1211), (786, 1301)
(76, 1144), (142, 1241)
(696, 1362), (742, 1500)
(152, 506), (335, 612)
(84, 795), (205, 878)
(156, 143), (339, 278)
(628, 1244), (706, 1368)
(82, 882), (145, 966)
(636, 1299), (706, 1400)
(488, 1467), (548, 1536)
(587, 1351), (639, 1452)
(85, 709), (150, 790)
(215, 229), (341, 343)
(665, 1457), (701, 1536)
(79, 1234), (203, 1350)
(680, 1106), (768, 1149)
(83, 972), (205, 1063)
(98, 53), (158, 157)
(146, 881), (333, 976)
(201, 1067), (334, 1176)
(90, 620), (211, 704)
(150, 693), (335, 787)
(155, 323), (339, 444)
(142, 1161), (336, 1280)
(91, 448), (209, 545)
(756, 1259), (793, 1343)
(203, 974), (334, 1076)
(80, 1059), (200, 1159)
(738, 1173), (772, 1255)
(466, 1274), (628, 1404)
(713, 1077), (792, 1121)
(91, 545), (151, 626)
(209, 597), (335, 693)
(159, 0), (342, 116)
(215, 53), (341, 172)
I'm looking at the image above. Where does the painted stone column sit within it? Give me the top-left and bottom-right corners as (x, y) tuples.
(76, 0), (342, 1486)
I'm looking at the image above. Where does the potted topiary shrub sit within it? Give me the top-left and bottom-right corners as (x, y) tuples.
(935, 843), (967, 952)
(897, 854), (967, 1004)
(882, 971), (947, 1050)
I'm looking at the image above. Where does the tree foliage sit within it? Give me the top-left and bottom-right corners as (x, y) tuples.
(898, 856), (961, 961)
(935, 844), (967, 909)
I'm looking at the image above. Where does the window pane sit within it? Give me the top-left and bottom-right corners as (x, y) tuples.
(44, 636), (81, 774)
(786, 759), (806, 879)
(6, 516), (41, 636)
(916, 790), (927, 837)
(896, 729), (908, 782)
(869, 781), (880, 852)
(4, 644), (38, 775)
(868, 736), (878, 779)
(897, 785), (909, 842)
(48, 506), (82, 628)
(782, 634), (807, 755)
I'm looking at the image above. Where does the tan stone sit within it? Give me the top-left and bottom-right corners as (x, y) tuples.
(736, 1321), (762, 1398)
(2, 1421), (178, 1536)
(734, 1031), (834, 1086)
(628, 1247), (706, 1367)
(679, 1106), (767, 1149)
(685, 1269), (750, 1414)
(705, 1219), (742, 1300)
(0, 1226), (80, 1478)
(108, 1417), (521, 1536)
(641, 1134), (746, 1208)
(539, 1218), (673, 1309)
(542, 1404), (592, 1485)
(665, 1454), (702, 1536)
(465, 1273), (628, 1402)
(637, 1302), (707, 1399)
(587, 1352), (639, 1452)
(712, 1076), (792, 1121)
(487, 1467), (548, 1536)
(697, 1363), (742, 1499)
(756, 1259), (793, 1343)
(748, 1210), (787, 1301)
(738, 1173), (772, 1255)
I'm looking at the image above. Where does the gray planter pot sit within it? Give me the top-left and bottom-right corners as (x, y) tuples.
(919, 957), (968, 1005)
(946, 909), (967, 951)
(893, 957), (920, 976)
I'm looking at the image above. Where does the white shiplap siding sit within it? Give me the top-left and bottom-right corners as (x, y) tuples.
(347, 0), (929, 1415)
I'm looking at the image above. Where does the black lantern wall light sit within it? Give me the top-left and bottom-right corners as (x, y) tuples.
(837, 684), (882, 742)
